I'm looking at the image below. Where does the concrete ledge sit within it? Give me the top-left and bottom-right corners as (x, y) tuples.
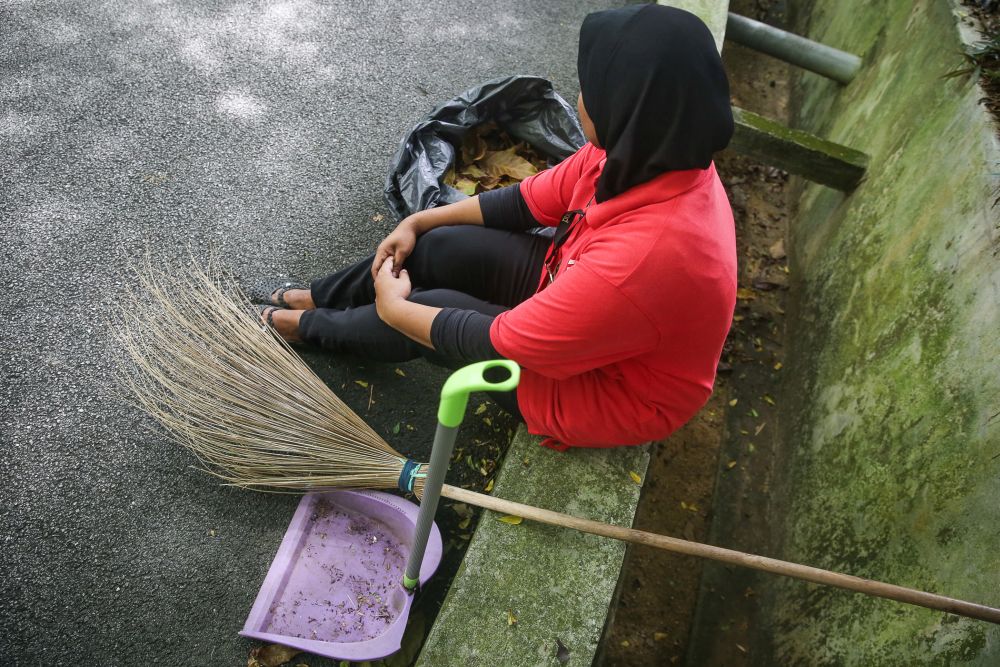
(417, 427), (649, 666)
(730, 106), (870, 191)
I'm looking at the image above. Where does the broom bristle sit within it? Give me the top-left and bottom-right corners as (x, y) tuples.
(114, 257), (423, 494)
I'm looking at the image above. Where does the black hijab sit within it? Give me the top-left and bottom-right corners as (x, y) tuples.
(578, 4), (733, 202)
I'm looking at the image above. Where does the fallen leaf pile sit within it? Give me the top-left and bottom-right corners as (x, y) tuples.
(444, 122), (549, 196)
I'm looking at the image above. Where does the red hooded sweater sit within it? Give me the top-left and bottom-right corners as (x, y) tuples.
(488, 143), (736, 448)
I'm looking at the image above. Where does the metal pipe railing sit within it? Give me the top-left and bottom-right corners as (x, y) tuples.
(726, 12), (862, 85)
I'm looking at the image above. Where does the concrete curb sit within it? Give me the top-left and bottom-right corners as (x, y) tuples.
(417, 427), (649, 666)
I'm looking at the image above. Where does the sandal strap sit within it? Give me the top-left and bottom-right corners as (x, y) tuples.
(250, 304), (279, 330)
(273, 286), (294, 309)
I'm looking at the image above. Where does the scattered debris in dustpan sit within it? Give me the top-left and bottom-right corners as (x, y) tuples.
(242, 490), (442, 662)
(262, 498), (407, 643)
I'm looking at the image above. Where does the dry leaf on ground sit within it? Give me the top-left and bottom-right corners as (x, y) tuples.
(248, 644), (301, 667)
(768, 238), (786, 259)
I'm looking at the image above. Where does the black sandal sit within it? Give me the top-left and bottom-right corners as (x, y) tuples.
(250, 304), (305, 345)
(246, 278), (308, 308)
(250, 304), (280, 330)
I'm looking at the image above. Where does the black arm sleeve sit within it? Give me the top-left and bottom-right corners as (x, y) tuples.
(430, 308), (503, 362)
(478, 183), (538, 232)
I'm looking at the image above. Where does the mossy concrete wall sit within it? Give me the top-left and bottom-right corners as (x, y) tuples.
(766, 0), (1000, 663)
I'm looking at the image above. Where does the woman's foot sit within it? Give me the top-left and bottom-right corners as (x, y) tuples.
(258, 305), (305, 342)
(272, 288), (315, 310)
(247, 279), (316, 310)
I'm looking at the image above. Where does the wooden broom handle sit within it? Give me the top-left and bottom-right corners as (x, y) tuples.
(441, 484), (1000, 625)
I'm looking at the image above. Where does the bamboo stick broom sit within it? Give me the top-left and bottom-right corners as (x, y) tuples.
(114, 259), (1000, 626)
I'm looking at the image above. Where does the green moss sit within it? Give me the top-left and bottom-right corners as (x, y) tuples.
(766, 0), (1000, 663)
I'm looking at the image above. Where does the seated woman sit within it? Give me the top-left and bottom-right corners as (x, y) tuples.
(253, 4), (736, 450)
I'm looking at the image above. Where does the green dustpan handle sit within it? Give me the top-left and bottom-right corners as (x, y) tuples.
(403, 360), (520, 590)
(437, 360), (520, 427)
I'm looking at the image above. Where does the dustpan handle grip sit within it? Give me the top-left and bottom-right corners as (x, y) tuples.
(404, 360), (521, 590)
(437, 360), (520, 427)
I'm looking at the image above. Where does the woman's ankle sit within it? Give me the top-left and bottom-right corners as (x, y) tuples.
(270, 308), (305, 342)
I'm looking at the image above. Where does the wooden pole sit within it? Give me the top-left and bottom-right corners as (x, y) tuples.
(441, 484), (1000, 625)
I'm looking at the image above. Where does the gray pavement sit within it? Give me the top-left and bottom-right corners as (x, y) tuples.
(0, 1), (631, 663)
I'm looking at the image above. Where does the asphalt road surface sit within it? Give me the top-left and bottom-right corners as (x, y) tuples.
(0, 1), (631, 664)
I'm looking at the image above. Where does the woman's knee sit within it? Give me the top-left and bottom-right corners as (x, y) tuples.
(410, 225), (474, 261)
(406, 225), (490, 287)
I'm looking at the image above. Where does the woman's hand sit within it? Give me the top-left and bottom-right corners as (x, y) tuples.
(372, 216), (420, 280)
(374, 257), (438, 347)
(375, 257), (412, 321)
(371, 198), (487, 279)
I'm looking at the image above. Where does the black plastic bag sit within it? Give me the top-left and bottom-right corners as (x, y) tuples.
(384, 75), (585, 221)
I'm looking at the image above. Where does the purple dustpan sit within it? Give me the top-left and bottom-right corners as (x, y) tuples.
(241, 489), (442, 661)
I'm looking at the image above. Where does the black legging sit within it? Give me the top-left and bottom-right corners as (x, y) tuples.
(298, 225), (550, 415)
